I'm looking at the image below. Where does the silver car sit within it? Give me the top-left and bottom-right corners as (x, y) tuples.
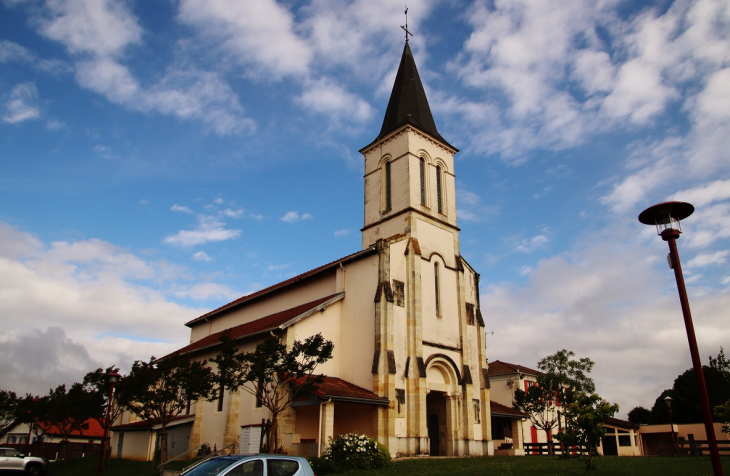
(0, 447), (48, 475)
(180, 454), (315, 476)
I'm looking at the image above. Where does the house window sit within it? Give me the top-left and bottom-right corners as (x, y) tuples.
(473, 399), (481, 423)
(217, 387), (224, 412)
(434, 262), (441, 317)
(466, 304), (475, 325)
(385, 161), (392, 212)
(618, 435), (632, 447)
(419, 157), (426, 205)
(436, 165), (443, 214)
(396, 389), (405, 414)
(393, 280), (405, 307)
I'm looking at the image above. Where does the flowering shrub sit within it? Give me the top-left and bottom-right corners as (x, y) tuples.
(309, 433), (390, 474)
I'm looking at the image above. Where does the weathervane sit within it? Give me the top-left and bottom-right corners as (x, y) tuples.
(401, 6), (413, 42)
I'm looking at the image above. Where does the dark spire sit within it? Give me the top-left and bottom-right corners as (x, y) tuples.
(374, 42), (452, 148)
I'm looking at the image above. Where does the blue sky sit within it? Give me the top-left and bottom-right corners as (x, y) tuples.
(1, 0), (729, 418)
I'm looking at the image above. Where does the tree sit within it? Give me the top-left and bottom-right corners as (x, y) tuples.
(648, 348), (730, 424)
(538, 349), (595, 395)
(232, 333), (334, 453)
(513, 349), (596, 455)
(627, 406), (652, 425)
(83, 366), (124, 469)
(715, 400), (730, 434)
(44, 383), (98, 463)
(115, 355), (215, 464)
(556, 392), (619, 470)
(0, 390), (18, 436)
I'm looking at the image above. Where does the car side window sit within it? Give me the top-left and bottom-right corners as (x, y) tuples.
(228, 459), (263, 476)
(267, 459), (299, 476)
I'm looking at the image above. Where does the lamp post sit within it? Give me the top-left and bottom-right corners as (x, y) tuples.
(639, 201), (723, 475)
(96, 371), (121, 476)
(664, 396), (677, 457)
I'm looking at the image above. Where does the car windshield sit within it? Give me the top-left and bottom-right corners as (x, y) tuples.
(182, 458), (241, 476)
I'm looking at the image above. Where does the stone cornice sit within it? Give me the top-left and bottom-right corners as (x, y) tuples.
(360, 125), (458, 156)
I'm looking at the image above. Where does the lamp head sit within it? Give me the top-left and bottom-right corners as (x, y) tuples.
(107, 371), (121, 384)
(664, 395), (673, 408)
(638, 201), (694, 237)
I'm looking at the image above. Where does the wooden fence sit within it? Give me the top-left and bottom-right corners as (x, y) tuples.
(676, 436), (730, 457)
(523, 442), (587, 456)
(4, 441), (102, 461)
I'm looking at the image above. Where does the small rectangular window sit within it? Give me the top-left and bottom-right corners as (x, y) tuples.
(473, 399), (481, 423)
(385, 161), (392, 211)
(419, 158), (426, 205)
(466, 304), (475, 325)
(434, 262), (441, 317)
(436, 165), (443, 214)
(393, 280), (405, 307)
(618, 435), (631, 447)
(396, 389), (405, 414)
(217, 387), (224, 412)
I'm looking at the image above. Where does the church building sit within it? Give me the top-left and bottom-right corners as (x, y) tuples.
(172, 40), (493, 458)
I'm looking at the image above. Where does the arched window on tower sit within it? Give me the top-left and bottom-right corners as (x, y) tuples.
(420, 157), (426, 206)
(385, 161), (392, 212)
(436, 165), (443, 214)
(434, 261), (441, 317)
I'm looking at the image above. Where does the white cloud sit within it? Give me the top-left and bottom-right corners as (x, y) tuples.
(173, 282), (239, 301)
(483, 225), (730, 418)
(191, 251), (212, 262)
(686, 251), (730, 268)
(39, 0), (143, 58)
(514, 233), (550, 253)
(281, 211), (313, 223)
(163, 215), (241, 247)
(668, 179), (730, 207)
(177, 0), (312, 79)
(0, 222), (202, 394)
(172, 204), (194, 214)
(220, 208), (244, 219)
(267, 264), (290, 271)
(0, 40), (34, 63)
(3, 82), (41, 123)
(334, 229), (351, 237)
(296, 78), (373, 123)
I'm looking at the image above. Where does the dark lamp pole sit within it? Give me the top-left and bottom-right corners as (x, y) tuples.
(664, 396), (677, 457)
(96, 371), (121, 476)
(639, 201), (723, 475)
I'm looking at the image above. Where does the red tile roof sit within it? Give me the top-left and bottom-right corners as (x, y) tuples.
(488, 360), (542, 377)
(40, 419), (103, 438)
(489, 401), (527, 418)
(186, 247), (376, 327)
(171, 294), (343, 357)
(290, 375), (389, 406)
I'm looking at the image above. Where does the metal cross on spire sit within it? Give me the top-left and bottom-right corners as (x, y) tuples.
(401, 6), (413, 42)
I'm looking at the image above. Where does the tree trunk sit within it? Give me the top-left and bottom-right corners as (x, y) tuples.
(270, 414), (279, 453)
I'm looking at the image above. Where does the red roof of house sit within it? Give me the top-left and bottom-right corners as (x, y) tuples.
(40, 419), (104, 438)
(488, 360), (542, 377)
(290, 375), (389, 406)
(185, 247), (376, 327)
(170, 294), (343, 357)
(489, 401), (528, 418)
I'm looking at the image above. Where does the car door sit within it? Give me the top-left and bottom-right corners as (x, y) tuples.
(0, 449), (25, 470)
(224, 458), (264, 476)
(266, 458), (301, 476)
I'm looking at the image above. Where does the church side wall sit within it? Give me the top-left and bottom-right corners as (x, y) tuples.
(337, 255), (379, 389)
(189, 271), (338, 343)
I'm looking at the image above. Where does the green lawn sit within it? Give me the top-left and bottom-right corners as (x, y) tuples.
(48, 455), (730, 476)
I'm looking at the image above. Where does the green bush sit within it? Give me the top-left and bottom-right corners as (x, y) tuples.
(310, 433), (391, 474)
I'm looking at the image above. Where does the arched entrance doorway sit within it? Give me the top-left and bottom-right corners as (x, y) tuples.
(425, 355), (460, 456)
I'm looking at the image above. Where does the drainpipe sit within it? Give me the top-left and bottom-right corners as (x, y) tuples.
(317, 398), (332, 457)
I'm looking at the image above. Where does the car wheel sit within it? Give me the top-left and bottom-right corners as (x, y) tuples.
(26, 464), (43, 476)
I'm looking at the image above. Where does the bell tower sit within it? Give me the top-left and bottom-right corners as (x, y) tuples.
(360, 42), (459, 249)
